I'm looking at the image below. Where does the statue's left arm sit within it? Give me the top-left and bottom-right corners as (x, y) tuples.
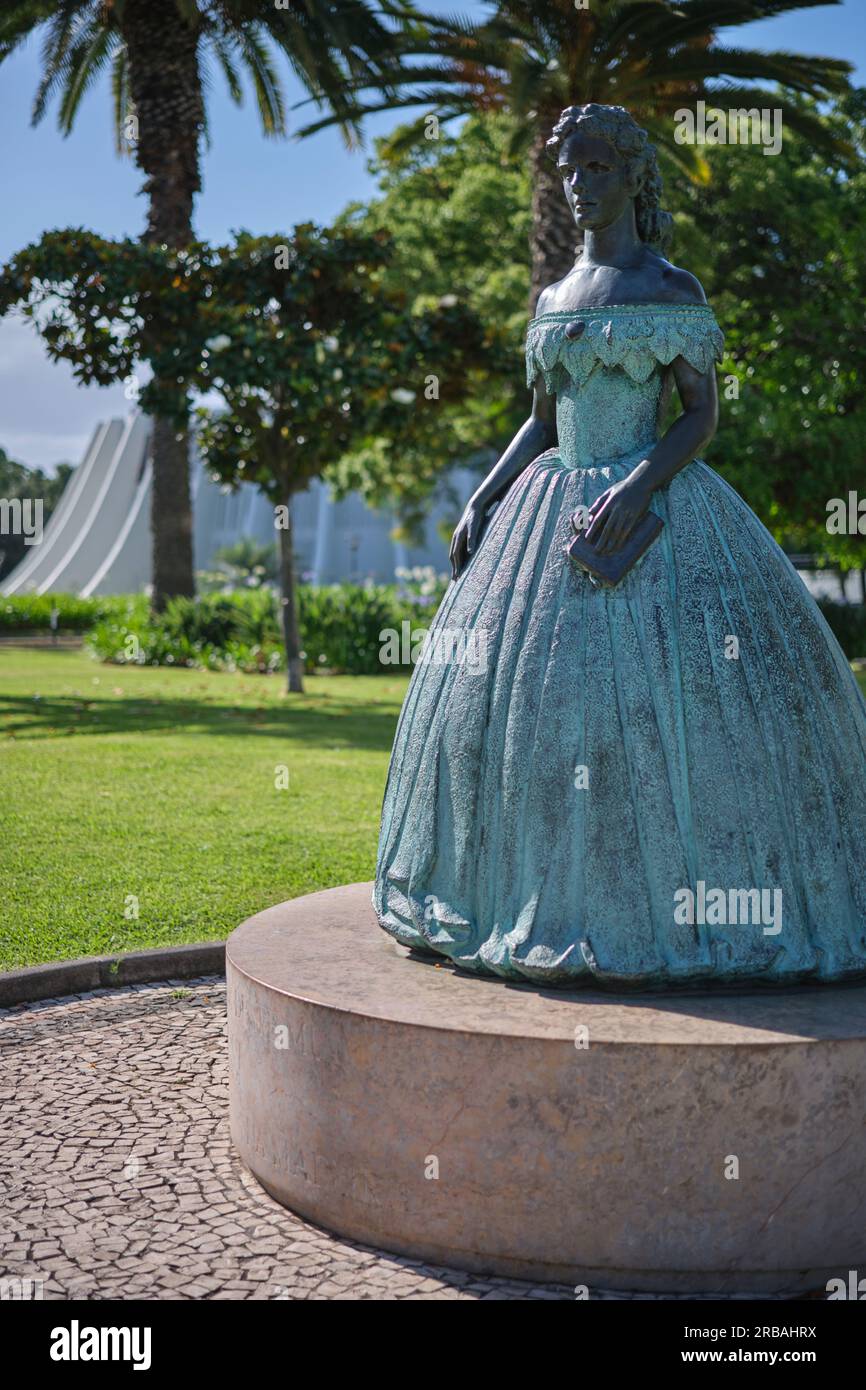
(585, 355), (719, 556)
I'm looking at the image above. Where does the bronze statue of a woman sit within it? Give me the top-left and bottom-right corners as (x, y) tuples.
(373, 103), (866, 989)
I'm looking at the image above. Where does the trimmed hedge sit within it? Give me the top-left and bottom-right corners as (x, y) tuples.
(0, 593), (136, 632)
(84, 582), (448, 676)
(5, 585), (863, 672)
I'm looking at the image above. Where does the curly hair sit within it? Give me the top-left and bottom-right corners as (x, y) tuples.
(546, 103), (673, 254)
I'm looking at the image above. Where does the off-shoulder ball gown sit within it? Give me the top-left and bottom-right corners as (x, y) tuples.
(373, 303), (866, 988)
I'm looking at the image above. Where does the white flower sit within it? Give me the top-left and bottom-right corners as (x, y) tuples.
(439, 294), (458, 308)
(205, 334), (231, 352)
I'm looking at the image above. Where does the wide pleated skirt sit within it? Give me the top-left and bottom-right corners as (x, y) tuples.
(373, 448), (866, 988)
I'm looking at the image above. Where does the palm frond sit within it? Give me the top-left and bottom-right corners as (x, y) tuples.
(31, 1), (96, 124)
(675, 82), (856, 163)
(57, 23), (115, 133)
(374, 103), (471, 158)
(208, 28), (245, 107)
(110, 41), (130, 155)
(596, 0), (841, 61)
(673, 0), (843, 26)
(233, 25), (287, 136)
(294, 87), (490, 142)
(623, 45), (852, 97)
(0, 0), (57, 58)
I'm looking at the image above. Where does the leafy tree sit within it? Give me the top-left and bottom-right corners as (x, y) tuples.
(672, 90), (866, 576)
(338, 93), (866, 584)
(0, 230), (210, 426)
(334, 111), (530, 533)
(193, 227), (492, 691)
(297, 0), (854, 310)
(0, 0), (409, 606)
(0, 222), (493, 684)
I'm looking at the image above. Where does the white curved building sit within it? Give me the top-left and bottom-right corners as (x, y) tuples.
(1, 414), (470, 594)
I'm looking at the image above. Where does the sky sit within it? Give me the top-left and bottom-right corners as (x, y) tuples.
(0, 0), (863, 471)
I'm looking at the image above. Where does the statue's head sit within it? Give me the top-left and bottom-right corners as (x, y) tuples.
(546, 104), (672, 254)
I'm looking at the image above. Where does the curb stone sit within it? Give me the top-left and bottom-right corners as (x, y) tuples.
(0, 942), (226, 1007)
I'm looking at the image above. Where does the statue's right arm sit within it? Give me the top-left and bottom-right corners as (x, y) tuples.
(449, 374), (557, 579)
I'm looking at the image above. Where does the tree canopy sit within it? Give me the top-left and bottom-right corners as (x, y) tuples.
(341, 93), (866, 566)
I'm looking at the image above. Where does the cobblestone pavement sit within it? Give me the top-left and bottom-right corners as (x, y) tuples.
(0, 977), (819, 1302)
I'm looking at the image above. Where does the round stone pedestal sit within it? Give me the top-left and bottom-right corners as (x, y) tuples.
(226, 883), (866, 1294)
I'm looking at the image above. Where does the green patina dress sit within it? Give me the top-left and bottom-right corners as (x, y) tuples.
(373, 303), (866, 988)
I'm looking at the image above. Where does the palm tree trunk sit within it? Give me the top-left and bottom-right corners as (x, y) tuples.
(528, 123), (581, 315)
(277, 500), (305, 694)
(149, 419), (194, 609)
(122, 0), (203, 609)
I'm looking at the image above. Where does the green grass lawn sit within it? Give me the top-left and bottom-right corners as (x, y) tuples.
(4, 647), (866, 971)
(0, 648), (408, 968)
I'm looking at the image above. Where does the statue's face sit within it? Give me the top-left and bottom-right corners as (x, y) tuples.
(556, 130), (636, 232)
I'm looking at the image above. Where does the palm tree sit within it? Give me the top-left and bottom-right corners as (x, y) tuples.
(0, 0), (406, 607)
(296, 0), (854, 310)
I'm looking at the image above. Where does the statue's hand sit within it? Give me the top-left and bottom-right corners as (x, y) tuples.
(585, 473), (652, 555)
(450, 501), (486, 579)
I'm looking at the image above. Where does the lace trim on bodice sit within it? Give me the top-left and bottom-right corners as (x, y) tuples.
(525, 303), (725, 393)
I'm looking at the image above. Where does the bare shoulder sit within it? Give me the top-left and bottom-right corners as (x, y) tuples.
(534, 281), (561, 316)
(647, 255), (708, 306)
(534, 262), (592, 314)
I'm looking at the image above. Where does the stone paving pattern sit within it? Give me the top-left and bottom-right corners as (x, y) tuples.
(0, 977), (820, 1301)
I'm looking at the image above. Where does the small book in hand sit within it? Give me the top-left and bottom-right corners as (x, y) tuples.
(566, 509), (663, 588)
